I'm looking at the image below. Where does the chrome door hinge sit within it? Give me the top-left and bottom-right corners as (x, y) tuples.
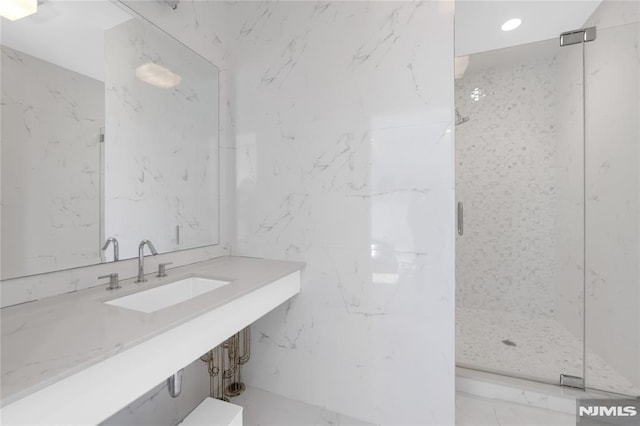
(560, 27), (596, 46)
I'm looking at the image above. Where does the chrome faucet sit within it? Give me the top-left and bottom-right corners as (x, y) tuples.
(101, 237), (120, 261)
(136, 240), (158, 283)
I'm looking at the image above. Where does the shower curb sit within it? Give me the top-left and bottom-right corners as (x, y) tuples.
(456, 367), (587, 414)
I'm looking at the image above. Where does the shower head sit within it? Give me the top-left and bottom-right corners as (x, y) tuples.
(165, 0), (179, 10)
(456, 108), (470, 126)
(456, 116), (470, 126)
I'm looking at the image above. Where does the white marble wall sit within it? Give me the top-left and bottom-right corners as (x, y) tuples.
(104, 16), (219, 260)
(582, 1), (640, 395)
(229, 1), (455, 424)
(1, 46), (103, 279)
(455, 41), (562, 319)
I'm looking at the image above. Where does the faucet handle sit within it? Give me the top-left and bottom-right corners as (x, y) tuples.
(157, 262), (173, 278)
(99, 273), (120, 290)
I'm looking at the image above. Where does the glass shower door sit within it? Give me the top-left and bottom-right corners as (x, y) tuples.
(455, 36), (586, 385)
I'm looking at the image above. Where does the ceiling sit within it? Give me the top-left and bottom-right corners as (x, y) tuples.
(1, 0), (132, 81)
(455, 0), (603, 57)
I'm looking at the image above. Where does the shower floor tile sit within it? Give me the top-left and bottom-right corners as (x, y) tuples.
(456, 307), (638, 396)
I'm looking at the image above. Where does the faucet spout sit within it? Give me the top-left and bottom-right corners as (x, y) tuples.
(102, 237), (120, 261)
(140, 239), (158, 255)
(136, 240), (158, 283)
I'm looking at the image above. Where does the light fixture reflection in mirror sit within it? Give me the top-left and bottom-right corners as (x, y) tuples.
(0, 0), (37, 21)
(135, 62), (182, 88)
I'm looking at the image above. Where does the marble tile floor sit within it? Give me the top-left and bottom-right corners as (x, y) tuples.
(229, 386), (577, 426)
(455, 392), (576, 426)
(229, 387), (372, 426)
(457, 307), (638, 396)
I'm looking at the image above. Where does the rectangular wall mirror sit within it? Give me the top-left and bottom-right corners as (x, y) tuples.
(1, 0), (220, 280)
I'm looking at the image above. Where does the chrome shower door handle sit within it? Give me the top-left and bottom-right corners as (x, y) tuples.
(457, 202), (463, 236)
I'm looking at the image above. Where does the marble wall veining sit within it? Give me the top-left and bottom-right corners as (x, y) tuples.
(1, 46), (103, 279)
(228, 1), (455, 424)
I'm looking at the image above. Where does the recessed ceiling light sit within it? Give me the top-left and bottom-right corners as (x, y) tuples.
(501, 18), (522, 32)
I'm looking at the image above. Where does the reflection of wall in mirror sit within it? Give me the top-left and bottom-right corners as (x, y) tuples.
(1, 45), (104, 279)
(104, 18), (219, 260)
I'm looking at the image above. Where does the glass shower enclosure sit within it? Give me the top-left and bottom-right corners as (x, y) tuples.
(455, 14), (639, 397)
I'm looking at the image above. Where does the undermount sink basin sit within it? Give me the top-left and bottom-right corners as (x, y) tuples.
(105, 276), (230, 313)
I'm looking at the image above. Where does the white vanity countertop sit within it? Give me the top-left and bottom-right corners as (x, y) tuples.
(1, 256), (305, 407)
